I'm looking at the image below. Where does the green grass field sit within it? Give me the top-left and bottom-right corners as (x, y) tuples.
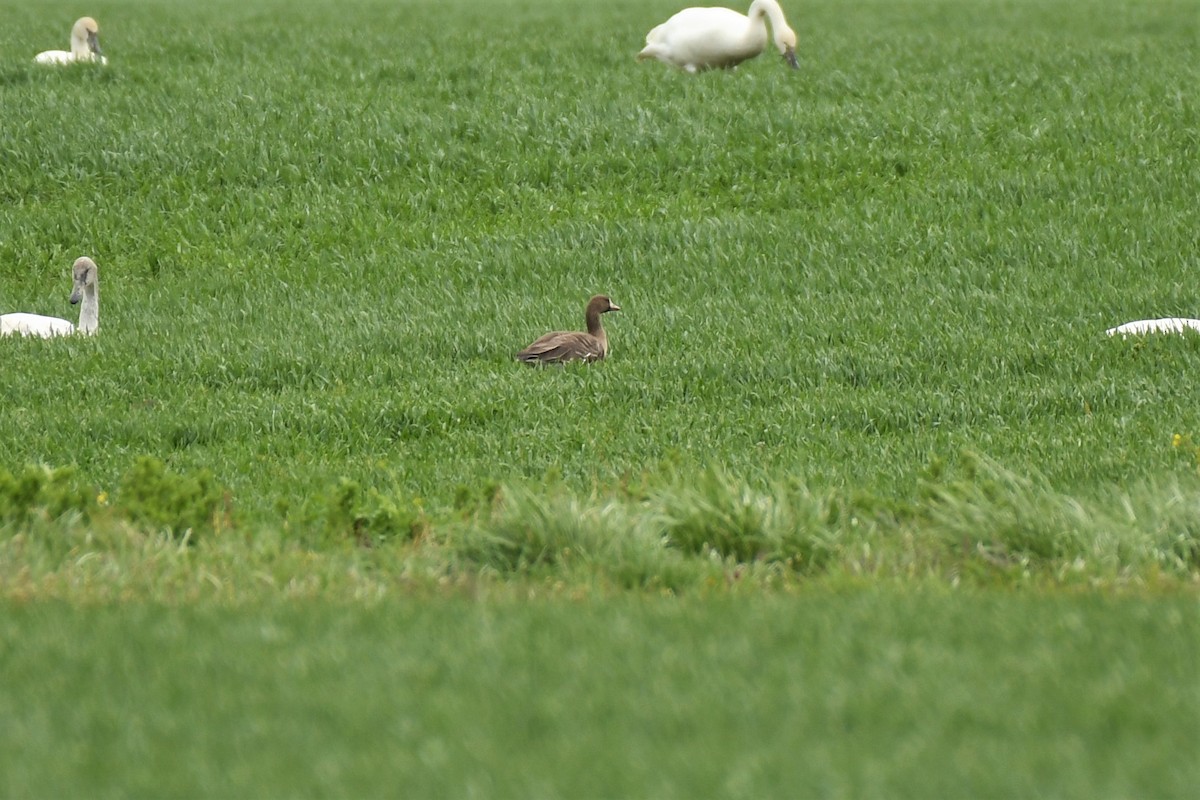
(2, 595), (1198, 798)
(2, 0), (1199, 794)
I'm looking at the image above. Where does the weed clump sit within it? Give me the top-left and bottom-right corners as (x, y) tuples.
(0, 464), (95, 526)
(117, 456), (225, 540)
(319, 478), (426, 546)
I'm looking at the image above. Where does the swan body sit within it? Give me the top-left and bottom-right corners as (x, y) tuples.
(34, 17), (107, 65)
(0, 313), (75, 338)
(1, 257), (100, 338)
(637, 0), (799, 73)
(517, 295), (621, 365)
(1106, 318), (1200, 337)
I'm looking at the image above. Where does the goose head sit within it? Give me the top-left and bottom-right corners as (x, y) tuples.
(583, 294), (620, 338)
(69, 257), (98, 305)
(588, 295), (621, 315)
(72, 17), (103, 60)
(774, 25), (799, 69)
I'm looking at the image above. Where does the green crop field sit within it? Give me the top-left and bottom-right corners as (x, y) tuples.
(1, 0), (1198, 794)
(2, 595), (1197, 798)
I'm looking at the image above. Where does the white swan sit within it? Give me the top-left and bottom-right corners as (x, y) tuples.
(0, 312), (74, 337)
(1, 257), (100, 338)
(637, 0), (799, 73)
(1106, 318), (1200, 337)
(34, 17), (107, 65)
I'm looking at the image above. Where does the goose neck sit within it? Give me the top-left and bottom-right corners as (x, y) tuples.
(585, 308), (606, 337)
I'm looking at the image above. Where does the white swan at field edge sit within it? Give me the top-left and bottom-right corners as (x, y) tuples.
(1106, 318), (1200, 337)
(637, 0), (799, 73)
(34, 17), (107, 65)
(1, 257), (101, 338)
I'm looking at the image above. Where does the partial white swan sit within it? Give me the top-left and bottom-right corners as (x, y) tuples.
(34, 17), (107, 65)
(0, 312), (74, 338)
(1106, 318), (1200, 337)
(637, 0), (799, 73)
(1, 257), (100, 338)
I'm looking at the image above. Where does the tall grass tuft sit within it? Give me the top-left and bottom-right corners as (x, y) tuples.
(922, 456), (1200, 575)
(654, 469), (843, 572)
(922, 455), (1092, 562)
(450, 485), (703, 590)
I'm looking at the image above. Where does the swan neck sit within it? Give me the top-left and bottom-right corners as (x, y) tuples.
(749, 0), (787, 30)
(78, 284), (99, 334)
(71, 36), (90, 59)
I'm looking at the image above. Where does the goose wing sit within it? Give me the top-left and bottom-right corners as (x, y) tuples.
(516, 331), (605, 364)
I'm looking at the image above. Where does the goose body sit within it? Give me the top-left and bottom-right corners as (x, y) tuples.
(637, 0), (799, 73)
(1, 257), (100, 338)
(517, 295), (620, 365)
(1106, 318), (1200, 337)
(34, 17), (107, 65)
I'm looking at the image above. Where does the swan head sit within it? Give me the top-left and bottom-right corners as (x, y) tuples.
(775, 25), (799, 69)
(69, 257), (98, 305)
(72, 17), (103, 60)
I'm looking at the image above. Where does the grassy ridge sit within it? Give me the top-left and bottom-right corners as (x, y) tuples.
(3, 459), (1198, 603)
(1, 594), (1197, 798)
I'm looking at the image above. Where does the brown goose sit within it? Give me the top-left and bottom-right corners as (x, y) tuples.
(516, 295), (621, 365)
